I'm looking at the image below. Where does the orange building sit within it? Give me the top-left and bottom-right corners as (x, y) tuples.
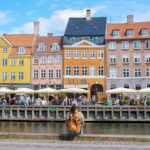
(63, 10), (107, 100)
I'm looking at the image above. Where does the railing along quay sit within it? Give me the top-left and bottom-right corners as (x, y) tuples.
(0, 105), (150, 122)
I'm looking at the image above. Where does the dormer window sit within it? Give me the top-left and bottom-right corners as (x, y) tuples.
(92, 36), (100, 44)
(141, 29), (148, 36)
(112, 30), (119, 37)
(38, 43), (46, 51)
(18, 47), (25, 54)
(70, 36), (77, 44)
(127, 30), (133, 37)
(51, 43), (59, 51)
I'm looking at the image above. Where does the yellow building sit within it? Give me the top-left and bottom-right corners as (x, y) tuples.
(0, 34), (35, 88)
(63, 40), (106, 100)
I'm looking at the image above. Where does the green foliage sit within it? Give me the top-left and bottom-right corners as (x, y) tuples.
(58, 93), (66, 99)
(123, 99), (129, 104)
(102, 97), (107, 104)
(147, 99), (150, 104)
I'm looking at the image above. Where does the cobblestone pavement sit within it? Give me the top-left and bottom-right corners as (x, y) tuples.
(0, 139), (150, 150)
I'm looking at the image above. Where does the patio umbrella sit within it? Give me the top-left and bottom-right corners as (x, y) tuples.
(106, 87), (137, 94)
(138, 88), (150, 93)
(34, 87), (58, 93)
(0, 87), (14, 94)
(14, 88), (35, 94)
(59, 88), (89, 93)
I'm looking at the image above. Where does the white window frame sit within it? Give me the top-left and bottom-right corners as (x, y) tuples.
(11, 72), (15, 80)
(56, 69), (61, 78)
(141, 29), (148, 36)
(90, 66), (96, 76)
(18, 72), (24, 80)
(90, 50), (95, 59)
(109, 55), (116, 64)
(74, 66), (79, 76)
(2, 47), (7, 53)
(11, 58), (16, 66)
(145, 54), (150, 63)
(133, 41), (140, 49)
(48, 56), (54, 64)
(19, 58), (24, 66)
(122, 41), (129, 50)
(127, 30), (133, 37)
(74, 50), (79, 59)
(82, 66), (87, 76)
(146, 68), (150, 77)
(33, 56), (39, 64)
(134, 68), (141, 77)
(41, 70), (46, 78)
(48, 70), (54, 78)
(2, 72), (7, 80)
(56, 55), (61, 64)
(33, 70), (38, 78)
(122, 54), (129, 64)
(66, 50), (71, 59)
(38, 43), (46, 51)
(51, 43), (59, 51)
(82, 50), (87, 59)
(145, 40), (150, 49)
(98, 50), (104, 59)
(134, 54), (141, 64)
(113, 30), (119, 37)
(2, 58), (7, 66)
(65, 66), (71, 76)
(110, 68), (117, 78)
(122, 68), (130, 78)
(109, 42), (116, 50)
(98, 66), (104, 76)
(18, 47), (25, 54)
(41, 56), (46, 64)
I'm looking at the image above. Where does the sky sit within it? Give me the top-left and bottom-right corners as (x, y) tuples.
(0, 0), (150, 36)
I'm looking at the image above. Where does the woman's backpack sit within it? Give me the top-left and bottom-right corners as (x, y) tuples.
(68, 112), (81, 133)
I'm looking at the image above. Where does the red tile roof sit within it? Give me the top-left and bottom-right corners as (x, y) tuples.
(10, 48), (32, 55)
(107, 21), (150, 40)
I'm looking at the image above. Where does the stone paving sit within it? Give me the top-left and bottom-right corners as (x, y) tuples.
(0, 139), (150, 150)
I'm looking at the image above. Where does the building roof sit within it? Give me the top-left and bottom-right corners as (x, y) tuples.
(107, 21), (150, 40)
(3, 34), (35, 46)
(32, 35), (63, 53)
(64, 17), (107, 36)
(10, 48), (32, 55)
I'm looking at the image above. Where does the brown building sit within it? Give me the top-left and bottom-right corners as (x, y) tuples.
(106, 15), (150, 92)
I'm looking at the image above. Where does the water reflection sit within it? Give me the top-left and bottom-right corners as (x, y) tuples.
(0, 122), (149, 135)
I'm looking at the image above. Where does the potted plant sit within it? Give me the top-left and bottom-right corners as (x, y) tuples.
(123, 99), (129, 105)
(102, 97), (107, 105)
(147, 99), (150, 105)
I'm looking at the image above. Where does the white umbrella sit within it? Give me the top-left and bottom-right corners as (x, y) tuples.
(0, 87), (14, 93)
(138, 88), (150, 93)
(59, 88), (89, 93)
(106, 87), (137, 94)
(34, 87), (58, 93)
(14, 88), (35, 94)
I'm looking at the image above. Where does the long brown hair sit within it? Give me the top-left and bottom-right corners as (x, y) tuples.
(70, 104), (77, 115)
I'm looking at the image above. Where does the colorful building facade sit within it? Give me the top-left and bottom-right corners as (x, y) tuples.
(63, 10), (107, 100)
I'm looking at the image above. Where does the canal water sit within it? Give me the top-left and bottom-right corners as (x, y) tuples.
(0, 122), (150, 135)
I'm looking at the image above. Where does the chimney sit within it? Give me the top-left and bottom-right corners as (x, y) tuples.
(86, 9), (91, 20)
(34, 21), (40, 35)
(47, 33), (53, 36)
(127, 15), (134, 24)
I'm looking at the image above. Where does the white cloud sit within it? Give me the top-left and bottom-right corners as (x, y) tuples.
(8, 8), (105, 35)
(134, 11), (150, 22)
(0, 11), (13, 25)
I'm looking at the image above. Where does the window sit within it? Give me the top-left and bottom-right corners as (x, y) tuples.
(38, 43), (46, 51)
(48, 56), (54, 64)
(74, 66), (79, 76)
(66, 50), (71, 59)
(92, 36), (100, 44)
(51, 43), (59, 51)
(74, 50), (79, 59)
(135, 84), (141, 90)
(90, 50), (95, 59)
(112, 30), (119, 37)
(141, 29), (148, 36)
(41, 85), (46, 89)
(111, 84), (116, 89)
(18, 47), (25, 54)
(109, 42), (116, 50)
(56, 69), (61, 78)
(134, 54), (141, 63)
(2, 58), (7, 66)
(41, 70), (46, 78)
(56, 55), (61, 64)
(56, 84), (62, 90)
(123, 68), (130, 78)
(33, 70), (38, 78)
(145, 40), (150, 49)
(11, 58), (16, 66)
(124, 84), (129, 88)
(19, 58), (24, 66)
(145, 54), (150, 63)
(146, 68), (150, 77)
(122, 41), (129, 50)
(41, 56), (46, 64)
(147, 84), (150, 88)
(90, 66), (96, 76)
(133, 41), (140, 49)
(127, 30), (133, 37)
(82, 66), (87, 76)
(70, 37), (77, 44)
(109, 55), (116, 64)
(82, 50), (87, 59)
(2, 72), (7, 80)
(18, 72), (23, 80)
(11, 72), (15, 80)
(2, 47), (7, 52)
(122, 54), (129, 64)
(98, 50), (104, 59)
(65, 66), (71, 76)
(33, 56), (39, 64)
(48, 70), (54, 78)
(98, 66), (104, 76)
(110, 68), (117, 78)
(134, 68), (141, 77)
